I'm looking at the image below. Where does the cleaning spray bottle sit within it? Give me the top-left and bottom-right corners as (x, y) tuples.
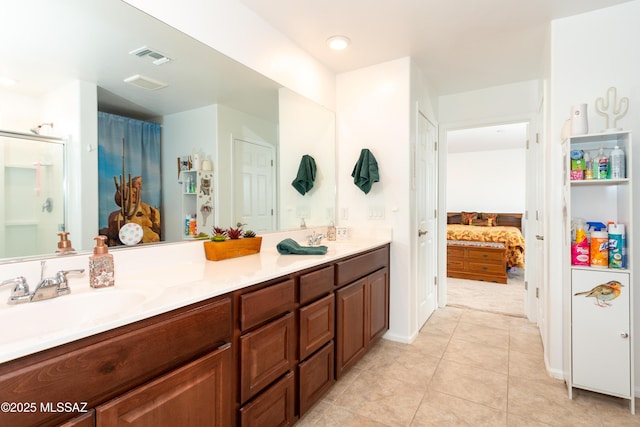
(608, 222), (626, 268)
(571, 218), (589, 266)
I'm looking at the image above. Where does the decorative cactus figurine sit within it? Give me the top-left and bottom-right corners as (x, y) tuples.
(595, 87), (629, 130)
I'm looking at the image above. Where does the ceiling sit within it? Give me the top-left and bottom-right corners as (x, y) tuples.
(238, 0), (634, 96)
(1, 0), (280, 123)
(447, 123), (528, 153)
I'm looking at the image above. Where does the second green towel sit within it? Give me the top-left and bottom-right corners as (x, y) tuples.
(277, 238), (327, 255)
(351, 148), (379, 194)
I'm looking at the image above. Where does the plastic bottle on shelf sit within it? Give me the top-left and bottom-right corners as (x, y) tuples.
(185, 215), (190, 235)
(185, 175), (192, 193)
(189, 214), (197, 236)
(608, 223), (626, 268)
(584, 151), (593, 180)
(610, 145), (626, 179)
(590, 229), (609, 267)
(590, 150), (599, 179)
(597, 147), (608, 179)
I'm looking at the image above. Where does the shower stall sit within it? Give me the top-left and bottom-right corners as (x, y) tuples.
(0, 130), (65, 259)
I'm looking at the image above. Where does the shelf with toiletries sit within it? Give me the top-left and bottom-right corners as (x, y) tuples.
(181, 169), (214, 239)
(563, 130), (634, 413)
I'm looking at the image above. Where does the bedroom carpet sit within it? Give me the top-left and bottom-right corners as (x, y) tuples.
(446, 268), (525, 317)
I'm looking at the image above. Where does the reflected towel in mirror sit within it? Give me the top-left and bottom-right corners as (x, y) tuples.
(291, 154), (317, 195)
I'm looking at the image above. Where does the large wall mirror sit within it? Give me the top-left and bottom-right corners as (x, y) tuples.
(0, 0), (336, 262)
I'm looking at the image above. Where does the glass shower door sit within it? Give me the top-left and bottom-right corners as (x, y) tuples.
(0, 131), (65, 258)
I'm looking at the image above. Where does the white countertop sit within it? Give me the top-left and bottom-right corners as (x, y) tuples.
(0, 232), (390, 364)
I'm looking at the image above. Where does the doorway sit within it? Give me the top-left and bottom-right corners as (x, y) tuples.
(443, 121), (530, 316)
(232, 138), (276, 232)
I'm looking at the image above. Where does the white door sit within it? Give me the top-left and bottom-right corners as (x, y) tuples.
(524, 122), (539, 322)
(417, 110), (437, 328)
(233, 139), (276, 232)
(571, 269), (630, 396)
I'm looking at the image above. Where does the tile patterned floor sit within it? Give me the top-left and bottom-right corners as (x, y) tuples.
(297, 307), (639, 426)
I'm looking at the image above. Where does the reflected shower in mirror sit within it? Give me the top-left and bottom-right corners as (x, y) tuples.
(0, 131), (65, 258)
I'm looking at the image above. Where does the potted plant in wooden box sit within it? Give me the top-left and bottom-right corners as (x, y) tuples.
(203, 225), (262, 261)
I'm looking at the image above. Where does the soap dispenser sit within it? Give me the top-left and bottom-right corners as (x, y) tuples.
(327, 220), (336, 241)
(89, 235), (115, 288)
(56, 231), (76, 255)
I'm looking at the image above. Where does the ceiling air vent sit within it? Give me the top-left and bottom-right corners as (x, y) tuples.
(123, 74), (168, 91)
(129, 46), (172, 65)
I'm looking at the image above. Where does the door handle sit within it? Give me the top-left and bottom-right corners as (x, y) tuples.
(418, 229), (428, 237)
(536, 235), (544, 241)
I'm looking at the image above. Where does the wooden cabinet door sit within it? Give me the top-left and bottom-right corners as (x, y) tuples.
(96, 345), (232, 427)
(299, 293), (335, 360)
(335, 278), (367, 378)
(368, 268), (389, 342)
(240, 312), (296, 403)
(58, 409), (95, 427)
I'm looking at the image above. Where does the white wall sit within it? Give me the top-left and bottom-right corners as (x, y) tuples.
(446, 148), (526, 213)
(549, 0), (640, 387)
(337, 57), (432, 342)
(123, 0), (336, 110)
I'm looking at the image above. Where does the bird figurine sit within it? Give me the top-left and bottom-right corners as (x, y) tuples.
(574, 281), (623, 307)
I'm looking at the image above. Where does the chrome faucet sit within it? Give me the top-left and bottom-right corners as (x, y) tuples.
(307, 231), (327, 246)
(31, 269), (84, 302)
(0, 276), (32, 304)
(1, 265), (84, 305)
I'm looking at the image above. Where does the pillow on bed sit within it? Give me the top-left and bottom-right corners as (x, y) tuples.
(461, 211), (477, 225)
(471, 218), (490, 226)
(481, 212), (498, 226)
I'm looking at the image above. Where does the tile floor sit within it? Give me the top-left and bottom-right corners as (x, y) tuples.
(298, 307), (639, 426)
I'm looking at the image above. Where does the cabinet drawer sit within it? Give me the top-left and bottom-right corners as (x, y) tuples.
(447, 258), (464, 270)
(447, 247), (465, 258)
(0, 297), (231, 427)
(299, 293), (335, 360)
(240, 279), (295, 331)
(468, 261), (505, 274)
(240, 371), (295, 427)
(299, 341), (335, 416)
(299, 265), (334, 305)
(240, 312), (296, 403)
(336, 245), (389, 287)
(467, 248), (505, 262)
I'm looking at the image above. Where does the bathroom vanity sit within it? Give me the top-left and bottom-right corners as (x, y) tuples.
(0, 235), (390, 426)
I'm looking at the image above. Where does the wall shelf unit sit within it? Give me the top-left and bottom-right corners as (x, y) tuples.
(563, 130), (634, 414)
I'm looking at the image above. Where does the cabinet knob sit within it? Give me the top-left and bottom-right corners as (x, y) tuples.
(620, 333), (629, 339)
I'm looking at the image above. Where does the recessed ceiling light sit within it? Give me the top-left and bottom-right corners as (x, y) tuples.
(124, 74), (168, 91)
(327, 35), (350, 51)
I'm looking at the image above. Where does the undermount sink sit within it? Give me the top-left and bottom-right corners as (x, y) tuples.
(0, 288), (146, 345)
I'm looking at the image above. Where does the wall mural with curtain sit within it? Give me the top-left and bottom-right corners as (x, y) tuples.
(97, 112), (162, 246)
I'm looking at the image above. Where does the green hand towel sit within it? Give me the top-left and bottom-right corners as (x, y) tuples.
(351, 148), (379, 194)
(291, 155), (317, 195)
(277, 238), (328, 255)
